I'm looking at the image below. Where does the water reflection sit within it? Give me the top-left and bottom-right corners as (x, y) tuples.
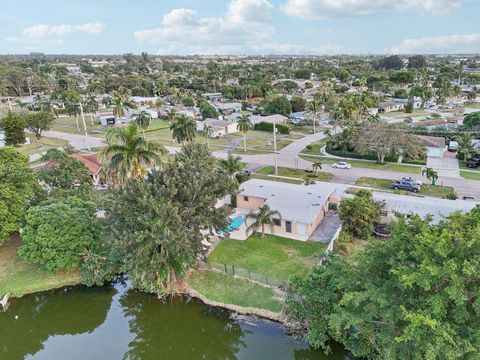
(0, 281), (347, 360)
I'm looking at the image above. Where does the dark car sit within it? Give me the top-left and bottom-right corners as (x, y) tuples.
(466, 158), (480, 168)
(390, 180), (421, 193)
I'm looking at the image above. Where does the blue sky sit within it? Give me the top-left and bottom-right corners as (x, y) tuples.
(1, 0), (479, 55)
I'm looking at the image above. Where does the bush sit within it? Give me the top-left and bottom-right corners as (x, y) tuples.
(19, 196), (100, 273)
(254, 121), (290, 134)
(325, 146), (426, 164)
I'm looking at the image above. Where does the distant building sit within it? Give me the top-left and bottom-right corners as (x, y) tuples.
(249, 114), (287, 126)
(196, 118), (238, 137)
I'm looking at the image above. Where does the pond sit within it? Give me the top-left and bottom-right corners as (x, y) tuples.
(0, 280), (349, 360)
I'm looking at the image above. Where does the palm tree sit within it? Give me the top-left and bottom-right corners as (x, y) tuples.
(203, 123), (213, 148)
(307, 100), (321, 134)
(170, 114), (196, 143)
(133, 110), (151, 138)
(219, 153), (242, 178)
(111, 93), (131, 119)
(83, 94), (98, 125)
(246, 205), (281, 238)
(100, 123), (167, 187)
(236, 113), (253, 152)
(456, 133), (474, 161)
(421, 167), (438, 186)
(311, 161), (322, 175)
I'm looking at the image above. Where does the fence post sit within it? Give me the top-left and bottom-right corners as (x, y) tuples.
(232, 264), (235, 276)
(224, 263), (227, 274)
(265, 275), (268, 284)
(248, 270), (251, 280)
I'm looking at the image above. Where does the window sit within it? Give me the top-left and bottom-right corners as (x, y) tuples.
(285, 221), (292, 233)
(273, 218), (281, 226)
(243, 196), (249, 202)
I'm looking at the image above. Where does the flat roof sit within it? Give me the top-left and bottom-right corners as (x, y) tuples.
(239, 179), (346, 224)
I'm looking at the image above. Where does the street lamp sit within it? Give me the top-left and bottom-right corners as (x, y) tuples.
(273, 121), (278, 175)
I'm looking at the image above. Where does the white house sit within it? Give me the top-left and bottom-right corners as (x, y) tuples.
(0, 131), (5, 148)
(130, 96), (161, 107)
(214, 102), (243, 114)
(196, 118), (239, 137)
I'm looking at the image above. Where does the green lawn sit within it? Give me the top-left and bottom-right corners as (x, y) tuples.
(0, 236), (80, 298)
(257, 165), (333, 182)
(355, 177), (456, 198)
(188, 269), (282, 313)
(300, 155), (422, 174)
(459, 162), (480, 172)
(250, 174), (303, 184)
(209, 234), (326, 281)
(51, 116), (104, 135)
(301, 138), (328, 155)
(18, 136), (68, 155)
(460, 171), (480, 181)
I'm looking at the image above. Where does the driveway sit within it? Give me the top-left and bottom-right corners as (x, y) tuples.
(426, 148), (460, 179)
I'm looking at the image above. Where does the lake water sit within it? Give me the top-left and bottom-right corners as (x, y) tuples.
(0, 280), (349, 359)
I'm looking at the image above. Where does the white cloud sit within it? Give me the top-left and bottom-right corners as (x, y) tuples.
(135, 0), (278, 53)
(390, 33), (480, 54)
(20, 22), (104, 39)
(281, 0), (464, 19)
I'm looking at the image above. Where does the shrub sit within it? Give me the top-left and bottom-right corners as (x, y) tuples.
(254, 121), (290, 134)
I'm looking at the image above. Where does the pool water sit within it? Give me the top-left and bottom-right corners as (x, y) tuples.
(226, 213), (248, 232)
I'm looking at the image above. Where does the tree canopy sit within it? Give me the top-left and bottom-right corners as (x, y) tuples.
(19, 196), (100, 273)
(0, 147), (39, 245)
(103, 143), (237, 295)
(0, 111), (26, 146)
(25, 111), (55, 139)
(286, 207), (480, 359)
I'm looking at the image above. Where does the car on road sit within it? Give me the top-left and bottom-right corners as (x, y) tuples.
(466, 158), (480, 168)
(390, 180), (421, 193)
(332, 161), (351, 169)
(401, 177), (422, 186)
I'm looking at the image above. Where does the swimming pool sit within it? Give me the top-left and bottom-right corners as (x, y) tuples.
(226, 213), (248, 232)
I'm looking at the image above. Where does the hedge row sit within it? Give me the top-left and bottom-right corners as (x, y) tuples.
(325, 147), (426, 165)
(253, 121), (290, 134)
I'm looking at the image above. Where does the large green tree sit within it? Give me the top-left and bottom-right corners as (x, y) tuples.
(104, 143), (236, 295)
(19, 196), (100, 273)
(0, 111), (26, 146)
(339, 189), (383, 238)
(265, 95), (292, 116)
(25, 111), (55, 139)
(38, 149), (92, 191)
(286, 208), (480, 359)
(0, 147), (39, 245)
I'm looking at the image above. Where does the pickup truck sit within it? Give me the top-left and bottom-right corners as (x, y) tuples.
(390, 181), (421, 193)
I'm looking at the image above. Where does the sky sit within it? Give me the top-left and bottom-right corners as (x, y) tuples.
(1, 0), (479, 55)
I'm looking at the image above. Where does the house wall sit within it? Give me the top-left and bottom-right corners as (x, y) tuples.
(236, 195), (265, 210)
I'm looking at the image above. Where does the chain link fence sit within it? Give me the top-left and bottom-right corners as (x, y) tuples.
(206, 260), (286, 288)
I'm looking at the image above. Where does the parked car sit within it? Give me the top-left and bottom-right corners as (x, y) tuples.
(332, 161), (351, 169)
(390, 181), (421, 193)
(466, 158), (480, 168)
(401, 177), (422, 186)
(448, 140), (458, 152)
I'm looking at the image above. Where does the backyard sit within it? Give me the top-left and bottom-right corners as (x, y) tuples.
(0, 236), (80, 298)
(188, 269), (282, 312)
(17, 136), (68, 156)
(208, 234), (326, 281)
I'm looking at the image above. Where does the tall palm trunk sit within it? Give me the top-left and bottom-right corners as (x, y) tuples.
(243, 132), (247, 152)
(75, 116), (80, 132)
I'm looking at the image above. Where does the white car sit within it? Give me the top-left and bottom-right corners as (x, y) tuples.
(332, 161), (351, 169)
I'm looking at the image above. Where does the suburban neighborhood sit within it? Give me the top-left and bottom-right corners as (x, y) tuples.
(1, 1), (480, 359)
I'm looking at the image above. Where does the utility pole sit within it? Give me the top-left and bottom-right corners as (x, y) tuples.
(79, 102), (91, 151)
(273, 121), (278, 175)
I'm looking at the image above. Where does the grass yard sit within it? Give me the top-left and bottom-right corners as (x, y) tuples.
(257, 165), (333, 182)
(209, 234), (326, 281)
(355, 177), (456, 198)
(17, 136), (68, 155)
(250, 174), (303, 184)
(51, 116), (103, 135)
(300, 138), (328, 155)
(300, 155), (422, 174)
(188, 269), (282, 313)
(460, 170), (480, 181)
(0, 236), (80, 298)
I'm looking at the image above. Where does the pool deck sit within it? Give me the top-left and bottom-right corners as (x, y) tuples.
(228, 209), (250, 240)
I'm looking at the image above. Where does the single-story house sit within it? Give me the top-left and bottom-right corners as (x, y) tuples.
(378, 100), (405, 113)
(214, 102), (242, 114)
(196, 118), (238, 137)
(71, 153), (102, 186)
(130, 96), (161, 107)
(249, 114), (288, 126)
(202, 92), (223, 102)
(236, 179), (344, 241)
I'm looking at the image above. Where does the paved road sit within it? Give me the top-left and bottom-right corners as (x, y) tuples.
(39, 129), (480, 200)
